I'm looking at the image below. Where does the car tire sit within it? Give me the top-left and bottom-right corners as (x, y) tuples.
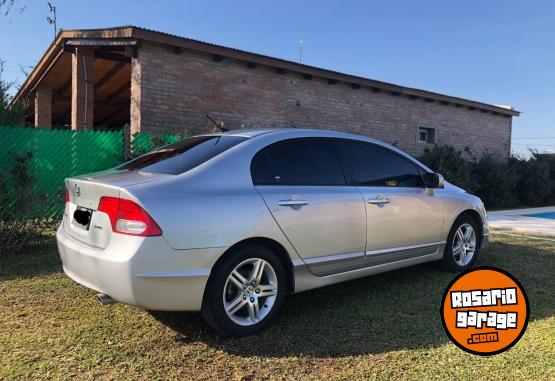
(201, 243), (286, 337)
(439, 214), (480, 272)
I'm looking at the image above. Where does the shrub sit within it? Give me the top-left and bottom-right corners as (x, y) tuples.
(420, 145), (475, 191)
(472, 154), (519, 208)
(420, 145), (553, 209)
(0, 151), (53, 253)
(510, 153), (551, 206)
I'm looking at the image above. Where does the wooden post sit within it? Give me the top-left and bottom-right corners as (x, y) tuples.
(123, 123), (131, 161)
(71, 47), (95, 130)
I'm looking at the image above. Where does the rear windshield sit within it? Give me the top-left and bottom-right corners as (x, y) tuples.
(119, 135), (248, 174)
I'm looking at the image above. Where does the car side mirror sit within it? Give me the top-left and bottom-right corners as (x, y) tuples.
(423, 172), (445, 189)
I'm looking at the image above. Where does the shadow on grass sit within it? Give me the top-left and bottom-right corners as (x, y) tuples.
(152, 237), (555, 357)
(0, 239), (60, 281)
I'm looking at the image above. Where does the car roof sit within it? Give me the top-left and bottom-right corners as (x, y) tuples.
(217, 128), (374, 140)
(218, 128), (389, 145)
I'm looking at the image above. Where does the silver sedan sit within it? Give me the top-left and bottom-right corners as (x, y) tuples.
(57, 129), (488, 336)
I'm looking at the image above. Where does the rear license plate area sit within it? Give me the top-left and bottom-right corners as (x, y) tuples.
(73, 207), (92, 230)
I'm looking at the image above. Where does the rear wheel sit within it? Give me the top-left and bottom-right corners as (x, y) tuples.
(202, 244), (286, 336)
(439, 215), (480, 272)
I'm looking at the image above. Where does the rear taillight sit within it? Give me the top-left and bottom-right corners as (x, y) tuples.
(65, 190), (70, 204)
(97, 197), (162, 237)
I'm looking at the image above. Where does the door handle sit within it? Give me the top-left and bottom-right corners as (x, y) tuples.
(368, 198), (390, 205)
(278, 200), (309, 207)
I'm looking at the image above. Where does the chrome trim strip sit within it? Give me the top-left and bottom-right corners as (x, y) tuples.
(293, 253), (439, 293)
(298, 241), (446, 277)
(303, 250), (365, 265)
(365, 241), (446, 256)
(135, 269), (211, 278)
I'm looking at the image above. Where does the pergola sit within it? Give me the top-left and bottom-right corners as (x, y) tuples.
(13, 28), (135, 130)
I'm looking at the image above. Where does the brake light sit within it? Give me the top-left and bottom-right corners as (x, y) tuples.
(65, 190), (70, 204)
(97, 197), (162, 236)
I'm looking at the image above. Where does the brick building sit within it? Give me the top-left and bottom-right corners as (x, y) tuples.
(12, 26), (519, 157)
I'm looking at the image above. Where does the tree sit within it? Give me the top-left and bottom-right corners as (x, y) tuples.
(0, 60), (27, 125)
(0, 0), (27, 17)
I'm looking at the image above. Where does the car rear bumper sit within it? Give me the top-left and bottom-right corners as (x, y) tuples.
(56, 223), (226, 311)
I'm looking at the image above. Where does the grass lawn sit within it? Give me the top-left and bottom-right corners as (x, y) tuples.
(1, 234), (554, 380)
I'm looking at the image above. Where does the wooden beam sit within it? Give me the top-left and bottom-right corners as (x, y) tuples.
(94, 50), (131, 63)
(95, 62), (127, 91)
(106, 81), (130, 101)
(124, 45), (137, 58)
(54, 94), (128, 108)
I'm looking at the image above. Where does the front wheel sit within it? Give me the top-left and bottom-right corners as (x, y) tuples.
(439, 215), (480, 272)
(201, 244), (286, 337)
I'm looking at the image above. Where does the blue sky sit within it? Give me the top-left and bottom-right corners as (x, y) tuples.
(1, 0), (554, 154)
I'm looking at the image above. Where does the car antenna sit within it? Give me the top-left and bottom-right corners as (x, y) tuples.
(206, 114), (229, 132)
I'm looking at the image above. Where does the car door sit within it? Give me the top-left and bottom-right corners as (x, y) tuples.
(338, 139), (444, 266)
(251, 138), (367, 276)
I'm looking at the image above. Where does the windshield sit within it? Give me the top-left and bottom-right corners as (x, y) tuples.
(119, 135), (248, 174)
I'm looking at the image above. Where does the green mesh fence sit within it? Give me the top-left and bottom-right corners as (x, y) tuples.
(0, 126), (187, 222)
(0, 126), (124, 220)
(130, 131), (183, 158)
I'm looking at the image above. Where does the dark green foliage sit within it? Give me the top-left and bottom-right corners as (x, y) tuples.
(0, 151), (53, 252)
(130, 131), (183, 158)
(0, 61), (27, 126)
(420, 145), (475, 191)
(420, 145), (554, 209)
(510, 153), (551, 206)
(471, 154), (519, 208)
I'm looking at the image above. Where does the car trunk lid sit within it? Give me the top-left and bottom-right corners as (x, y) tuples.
(63, 170), (171, 248)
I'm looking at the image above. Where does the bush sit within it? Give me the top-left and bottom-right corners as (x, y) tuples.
(420, 145), (475, 191)
(0, 151), (54, 253)
(510, 153), (551, 206)
(420, 145), (554, 209)
(472, 154), (519, 208)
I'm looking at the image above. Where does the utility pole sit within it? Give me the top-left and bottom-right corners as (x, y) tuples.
(47, 2), (57, 40)
(299, 40), (303, 63)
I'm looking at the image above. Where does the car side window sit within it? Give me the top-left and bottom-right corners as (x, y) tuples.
(251, 138), (346, 186)
(340, 139), (424, 187)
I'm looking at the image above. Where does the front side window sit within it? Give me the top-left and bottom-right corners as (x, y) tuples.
(119, 135), (247, 174)
(340, 140), (424, 187)
(251, 139), (346, 185)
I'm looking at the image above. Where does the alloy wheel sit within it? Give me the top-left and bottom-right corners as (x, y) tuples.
(452, 223), (477, 267)
(222, 258), (278, 326)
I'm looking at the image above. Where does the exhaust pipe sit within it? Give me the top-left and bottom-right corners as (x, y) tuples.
(96, 293), (116, 305)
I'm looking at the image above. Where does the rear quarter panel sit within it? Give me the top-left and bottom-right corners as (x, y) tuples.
(123, 142), (302, 262)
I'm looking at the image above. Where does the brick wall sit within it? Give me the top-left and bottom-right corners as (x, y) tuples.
(132, 41), (512, 158)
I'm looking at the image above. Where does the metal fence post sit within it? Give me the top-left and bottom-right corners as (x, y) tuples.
(123, 123), (131, 161)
